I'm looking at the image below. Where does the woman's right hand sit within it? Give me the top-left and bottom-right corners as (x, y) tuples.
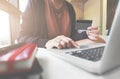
(45, 35), (78, 49)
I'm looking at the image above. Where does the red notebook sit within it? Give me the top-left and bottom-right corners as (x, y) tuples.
(0, 43), (38, 74)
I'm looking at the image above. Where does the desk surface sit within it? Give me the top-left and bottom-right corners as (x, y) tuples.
(36, 48), (120, 79)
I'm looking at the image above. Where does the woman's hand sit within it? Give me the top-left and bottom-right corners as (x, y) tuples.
(86, 26), (106, 43)
(45, 35), (78, 49)
(86, 26), (99, 41)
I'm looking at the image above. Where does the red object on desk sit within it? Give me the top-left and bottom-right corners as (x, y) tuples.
(0, 43), (38, 75)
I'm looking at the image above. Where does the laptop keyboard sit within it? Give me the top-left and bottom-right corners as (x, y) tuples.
(66, 46), (105, 62)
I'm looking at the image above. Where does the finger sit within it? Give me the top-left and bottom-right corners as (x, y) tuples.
(57, 36), (72, 48)
(61, 38), (73, 48)
(88, 32), (99, 37)
(54, 41), (63, 49)
(65, 37), (79, 48)
(88, 30), (99, 35)
(47, 38), (63, 49)
(59, 40), (67, 48)
(88, 33), (99, 40)
(87, 27), (99, 34)
(87, 26), (98, 30)
(71, 40), (79, 48)
(58, 35), (78, 48)
(62, 38), (78, 48)
(45, 36), (65, 49)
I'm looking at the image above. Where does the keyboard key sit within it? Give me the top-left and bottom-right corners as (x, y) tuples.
(66, 46), (105, 62)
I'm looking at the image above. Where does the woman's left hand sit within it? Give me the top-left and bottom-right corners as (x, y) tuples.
(86, 26), (100, 41)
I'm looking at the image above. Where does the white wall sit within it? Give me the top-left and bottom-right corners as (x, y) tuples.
(84, 0), (107, 34)
(102, 0), (107, 35)
(84, 0), (101, 27)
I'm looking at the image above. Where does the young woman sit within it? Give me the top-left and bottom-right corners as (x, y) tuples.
(17, 0), (105, 49)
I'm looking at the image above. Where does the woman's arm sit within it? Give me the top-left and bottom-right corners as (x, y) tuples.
(75, 36), (106, 45)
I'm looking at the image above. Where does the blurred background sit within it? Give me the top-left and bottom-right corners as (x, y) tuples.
(0, 0), (119, 46)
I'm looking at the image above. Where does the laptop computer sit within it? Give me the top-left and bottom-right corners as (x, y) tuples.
(45, 1), (120, 75)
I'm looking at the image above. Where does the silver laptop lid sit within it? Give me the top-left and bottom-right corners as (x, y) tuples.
(101, 1), (120, 73)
